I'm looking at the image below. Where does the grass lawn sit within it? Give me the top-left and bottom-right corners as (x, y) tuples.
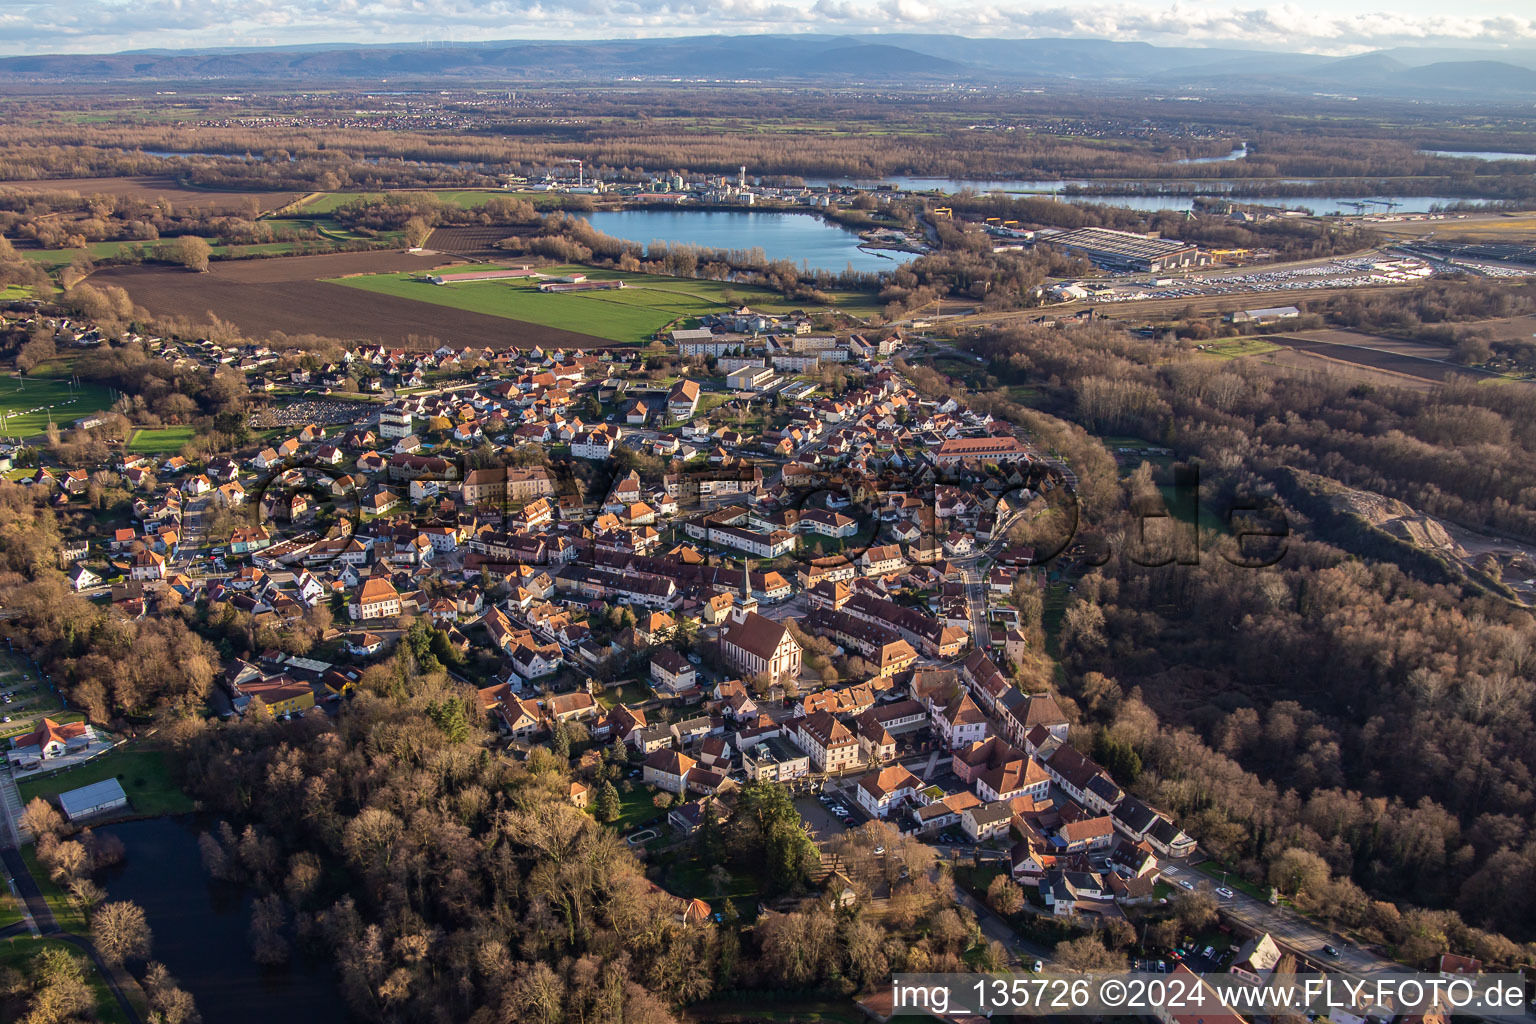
(0, 283), (48, 301)
(597, 683), (643, 710)
(18, 746), (195, 818)
(19, 847), (88, 933)
(20, 240), (158, 272)
(1198, 337), (1282, 359)
(611, 783), (667, 834)
(325, 262), (879, 344)
(658, 856), (761, 910)
(126, 426), (196, 454)
(0, 937), (130, 1024)
(0, 888), (24, 929)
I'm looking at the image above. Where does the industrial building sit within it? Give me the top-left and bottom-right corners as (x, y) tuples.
(1038, 227), (1209, 273)
(427, 268), (539, 284)
(57, 777), (129, 822)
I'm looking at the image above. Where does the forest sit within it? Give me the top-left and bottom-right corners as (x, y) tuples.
(0, 89), (1534, 200)
(939, 320), (1536, 952)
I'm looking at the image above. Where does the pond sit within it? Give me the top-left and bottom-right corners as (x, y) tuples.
(95, 817), (351, 1024)
(582, 209), (917, 274)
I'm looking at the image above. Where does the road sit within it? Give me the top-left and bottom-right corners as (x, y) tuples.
(0, 766), (145, 1024)
(1164, 865), (1396, 975)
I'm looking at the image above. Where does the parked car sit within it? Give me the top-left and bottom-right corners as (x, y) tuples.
(1322, 945), (1340, 957)
(1203, 946), (1215, 959)
(1178, 878), (1194, 890)
(1032, 960), (1044, 973)
(1216, 887), (1235, 899)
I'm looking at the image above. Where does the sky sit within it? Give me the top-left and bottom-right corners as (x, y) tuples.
(1, 0), (1535, 56)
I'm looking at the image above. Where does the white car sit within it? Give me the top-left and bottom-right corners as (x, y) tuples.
(1216, 887), (1235, 899)
(1178, 879), (1194, 890)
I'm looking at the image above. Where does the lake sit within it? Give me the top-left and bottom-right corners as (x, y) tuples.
(96, 817), (351, 1024)
(582, 209), (916, 274)
(1420, 150), (1536, 162)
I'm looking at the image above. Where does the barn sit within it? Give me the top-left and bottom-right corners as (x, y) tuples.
(57, 778), (129, 822)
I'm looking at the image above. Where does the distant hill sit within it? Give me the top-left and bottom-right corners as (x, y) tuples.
(1, 34), (1534, 100)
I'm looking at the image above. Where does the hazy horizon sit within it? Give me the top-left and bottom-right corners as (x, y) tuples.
(0, 6), (1534, 61)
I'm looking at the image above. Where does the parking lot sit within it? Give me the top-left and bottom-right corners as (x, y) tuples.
(794, 793), (859, 839)
(0, 656), (67, 741)
(1083, 254), (1438, 304)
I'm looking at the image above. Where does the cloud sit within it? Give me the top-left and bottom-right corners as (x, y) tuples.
(0, 0), (1533, 54)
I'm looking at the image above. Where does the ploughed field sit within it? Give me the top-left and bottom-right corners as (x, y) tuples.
(426, 225), (521, 256)
(0, 175), (299, 211)
(1267, 330), (1504, 383)
(91, 250), (619, 349)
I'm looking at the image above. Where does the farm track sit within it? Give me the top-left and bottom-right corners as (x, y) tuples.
(93, 251), (619, 350)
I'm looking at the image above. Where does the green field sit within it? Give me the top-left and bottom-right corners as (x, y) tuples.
(126, 426), (196, 454)
(19, 847), (88, 933)
(1198, 337), (1283, 360)
(19, 229), (398, 273)
(18, 746), (195, 818)
(21, 240), (157, 272)
(326, 263), (876, 344)
(0, 364), (114, 439)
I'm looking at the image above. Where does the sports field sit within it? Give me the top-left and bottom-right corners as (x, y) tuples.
(127, 425), (196, 453)
(0, 362), (114, 438)
(326, 263), (877, 344)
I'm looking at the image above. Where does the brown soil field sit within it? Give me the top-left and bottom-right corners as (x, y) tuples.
(1464, 314), (1536, 342)
(1245, 348), (1446, 392)
(426, 225), (525, 257)
(1268, 333), (1498, 383)
(1282, 327), (1456, 361)
(92, 250), (616, 350)
(0, 175), (298, 211)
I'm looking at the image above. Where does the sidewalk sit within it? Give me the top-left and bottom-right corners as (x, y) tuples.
(0, 761), (28, 847)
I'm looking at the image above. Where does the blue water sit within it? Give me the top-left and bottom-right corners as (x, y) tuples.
(1176, 146), (1248, 165)
(582, 209), (917, 274)
(96, 818), (351, 1024)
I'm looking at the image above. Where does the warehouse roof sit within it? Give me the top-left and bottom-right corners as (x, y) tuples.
(57, 777), (127, 820)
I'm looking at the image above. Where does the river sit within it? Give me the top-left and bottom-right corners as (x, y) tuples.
(1419, 150), (1536, 162)
(582, 209), (917, 274)
(95, 817), (352, 1024)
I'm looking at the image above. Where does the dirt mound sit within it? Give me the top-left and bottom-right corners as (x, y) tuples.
(1329, 488), (1465, 557)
